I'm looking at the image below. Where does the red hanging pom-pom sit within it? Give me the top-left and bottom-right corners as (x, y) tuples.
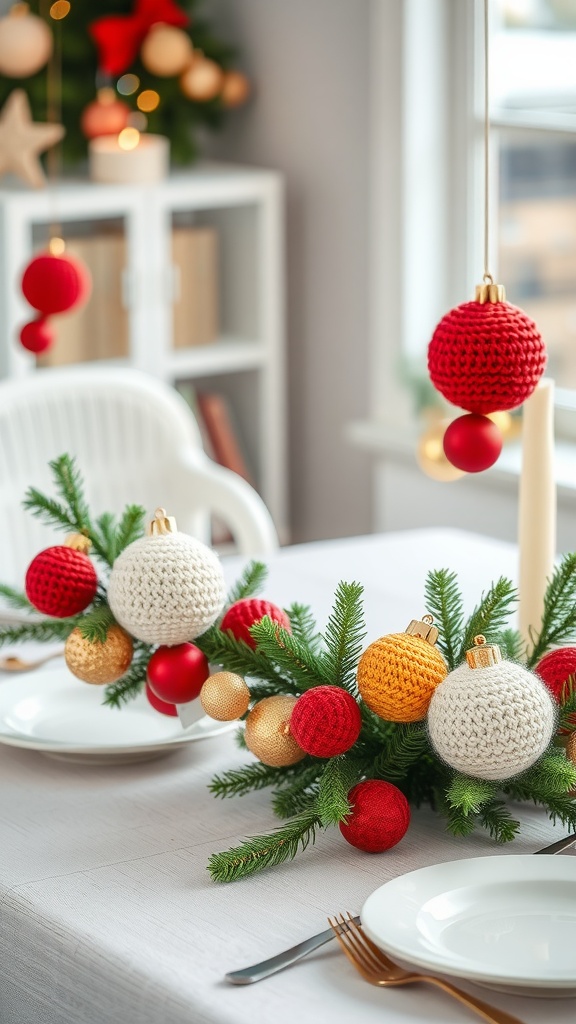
(290, 685), (362, 757)
(146, 643), (210, 705)
(21, 252), (92, 316)
(339, 779), (411, 852)
(19, 316), (54, 354)
(220, 598), (291, 649)
(25, 544), (98, 618)
(443, 413), (503, 473)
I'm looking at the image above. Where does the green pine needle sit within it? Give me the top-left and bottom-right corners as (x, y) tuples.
(249, 618), (326, 691)
(103, 646), (153, 707)
(76, 605), (115, 644)
(496, 628), (525, 662)
(526, 554), (576, 668)
(320, 582), (366, 693)
(207, 810), (322, 882)
(445, 802), (477, 838)
(458, 577), (518, 663)
(285, 602), (323, 654)
(372, 723), (430, 783)
(315, 756), (363, 826)
(226, 561), (268, 606)
(0, 584), (34, 611)
(271, 765), (323, 818)
(446, 775), (498, 816)
(479, 801), (521, 843)
(424, 569), (464, 670)
(0, 619), (79, 647)
(209, 761), (311, 799)
(114, 505), (146, 557)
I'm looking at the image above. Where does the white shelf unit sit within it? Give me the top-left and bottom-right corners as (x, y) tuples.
(0, 164), (287, 538)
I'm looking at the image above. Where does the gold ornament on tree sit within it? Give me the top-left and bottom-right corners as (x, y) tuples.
(180, 53), (224, 102)
(65, 625), (134, 685)
(200, 671), (251, 721)
(140, 23), (193, 77)
(0, 89), (64, 188)
(244, 695), (306, 767)
(0, 3), (53, 78)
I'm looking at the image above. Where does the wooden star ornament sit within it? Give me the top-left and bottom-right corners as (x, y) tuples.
(0, 89), (65, 189)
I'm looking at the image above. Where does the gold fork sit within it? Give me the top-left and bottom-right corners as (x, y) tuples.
(327, 913), (525, 1024)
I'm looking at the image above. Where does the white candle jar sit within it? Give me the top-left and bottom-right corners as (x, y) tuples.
(89, 134), (170, 185)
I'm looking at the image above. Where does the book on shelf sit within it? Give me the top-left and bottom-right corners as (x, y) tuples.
(195, 391), (254, 486)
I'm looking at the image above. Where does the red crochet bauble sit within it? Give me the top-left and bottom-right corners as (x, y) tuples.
(145, 681), (178, 717)
(90, 0), (189, 75)
(146, 643), (210, 705)
(25, 546), (98, 617)
(290, 685), (362, 757)
(339, 780), (411, 853)
(428, 301), (546, 414)
(19, 317), (54, 354)
(220, 598), (291, 649)
(535, 647), (576, 704)
(443, 413), (503, 473)
(21, 253), (92, 315)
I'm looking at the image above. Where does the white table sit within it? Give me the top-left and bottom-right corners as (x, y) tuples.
(1, 529), (575, 1024)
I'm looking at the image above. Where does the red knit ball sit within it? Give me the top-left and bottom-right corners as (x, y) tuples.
(290, 685), (362, 757)
(25, 546), (98, 617)
(145, 681), (178, 717)
(146, 643), (210, 704)
(443, 413), (503, 472)
(19, 317), (54, 354)
(21, 253), (92, 315)
(220, 598), (291, 649)
(536, 647), (576, 704)
(340, 780), (411, 853)
(428, 300), (546, 414)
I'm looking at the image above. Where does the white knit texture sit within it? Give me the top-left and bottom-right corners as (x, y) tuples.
(427, 660), (556, 780)
(107, 533), (226, 645)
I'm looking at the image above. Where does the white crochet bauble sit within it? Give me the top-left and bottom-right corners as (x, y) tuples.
(427, 660), (556, 780)
(107, 532), (226, 645)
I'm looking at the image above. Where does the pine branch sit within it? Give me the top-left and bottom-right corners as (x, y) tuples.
(207, 810), (323, 882)
(505, 750), (576, 801)
(371, 723), (430, 783)
(226, 561), (268, 606)
(50, 454), (92, 529)
(209, 760), (311, 799)
(444, 802), (477, 838)
(526, 554), (576, 668)
(0, 619), (79, 647)
(249, 618), (327, 691)
(424, 569), (464, 670)
(114, 504), (146, 557)
(235, 727), (248, 749)
(0, 583), (34, 611)
(102, 646), (152, 707)
(94, 512), (117, 564)
(458, 577), (518, 663)
(195, 627), (290, 689)
(478, 801), (521, 843)
(271, 764), (323, 818)
(22, 489), (79, 534)
(76, 605), (115, 644)
(446, 775), (497, 816)
(543, 793), (576, 832)
(559, 681), (576, 733)
(23, 455), (110, 565)
(320, 582), (366, 694)
(286, 602), (323, 655)
(315, 756), (363, 826)
(496, 628), (525, 662)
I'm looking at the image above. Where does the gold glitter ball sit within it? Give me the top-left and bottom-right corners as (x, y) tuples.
(244, 695), (306, 767)
(200, 671), (250, 721)
(65, 624), (133, 685)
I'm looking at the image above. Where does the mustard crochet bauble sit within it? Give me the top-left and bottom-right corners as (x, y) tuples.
(107, 508), (226, 646)
(65, 625), (133, 685)
(244, 695), (306, 767)
(357, 617), (447, 722)
(428, 637), (556, 781)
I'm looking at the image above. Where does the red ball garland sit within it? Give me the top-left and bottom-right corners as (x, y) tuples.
(428, 300), (546, 415)
(25, 546), (98, 618)
(21, 252), (92, 316)
(146, 643), (210, 705)
(339, 780), (410, 853)
(220, 598), (291, 649)
(443, 413), (503, 473)
(536, 647), (576, 704)
(290, 686), (362, 757)
(145, 681), (178, 717)
(19, 317), (54, 354)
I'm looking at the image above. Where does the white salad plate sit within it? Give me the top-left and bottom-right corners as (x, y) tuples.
(0, 667), (234, 763)
(361, 854), (576, 997)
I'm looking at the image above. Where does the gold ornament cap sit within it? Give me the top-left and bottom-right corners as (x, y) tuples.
(405, 614), (439, 646)
(64, 532), (92, 554)
(475, 275), (506, 304)
(147, 507), (177, 536)
(466, 635), (502, 669)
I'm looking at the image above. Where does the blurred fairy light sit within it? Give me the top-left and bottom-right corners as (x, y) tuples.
(137, 90), (160, 113)
(117, 74), (140, 96)
(118, 127), (140, 151)
(50, 1), (71, 19)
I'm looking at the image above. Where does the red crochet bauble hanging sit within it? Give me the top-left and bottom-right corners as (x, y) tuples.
(535, 647), (576, 704)
(19, 316), (54, 354)
(90, 0), (189, 76)
(146, 642), (210, 705)
(443, 413), (503, 473)
(145, 681), (178, 717)
(21, 253), (92, 316)
(290, 685), (362, 758)
(220, 598), (291, 649)
(25, 546), (98, 618)
(428, 300), (546, 415)
(339, 779), (411, 853)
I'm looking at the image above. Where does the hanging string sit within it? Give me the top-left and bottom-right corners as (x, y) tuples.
(43, 0), (64, 251)
(483, 0), (492, 284)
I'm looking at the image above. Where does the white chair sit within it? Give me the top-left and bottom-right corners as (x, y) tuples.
(0, 366), (278, 588)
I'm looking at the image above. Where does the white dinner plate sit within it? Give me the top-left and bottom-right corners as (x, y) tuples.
(362, 855), (576, 997)
(0, 667), (234, 763)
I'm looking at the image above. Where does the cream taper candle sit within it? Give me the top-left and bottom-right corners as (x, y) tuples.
(518, 378), (556, 645)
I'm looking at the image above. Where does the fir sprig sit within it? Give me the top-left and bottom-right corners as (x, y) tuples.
(207, 810), (323, 883)
(0, 584), (34, 611)
(196, 627), (291, 690)
(320, 582), (366, 693)
(285, 603), (323, 655)
(315, 756), (364, 826)
(0, 618), (80, 647)
(76, 605), (115, 644)
(424, 569), (464, 670)
(446, 775), (498, 816)
(209, 760), (313, 799)
(249, 618), (326, 691)
(271, 765), (323, 818)
(458, 577), (518, 662)
(372, 723), (430, 783)
(103, 646), (153, 707)
(225, 561), (268, 606)
(526, 554), (576, 668)
(478, 801), (521, 843)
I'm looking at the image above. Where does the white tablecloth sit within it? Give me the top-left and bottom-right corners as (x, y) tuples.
(1, 529), (575, 1024)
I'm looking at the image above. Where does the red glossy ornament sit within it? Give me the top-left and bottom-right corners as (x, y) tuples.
(443, 414), (503, 473)
(90, 0), (189, 76)
(339, 780), (410, 853)
(25, 546), (98, 618)
(428, 300), (546, 414)
(536, 647), (576, 704)
(290, 686), (362, 758)
(146, 642), (210, 704)
(220, 598), (291, 649)
(145, 681), (178, 717)
(19, 316), (54, 354)
(80, 95), (131, 139)
(21, 253), (92, 316)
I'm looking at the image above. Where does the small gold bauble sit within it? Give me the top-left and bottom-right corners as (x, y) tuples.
(180, 55), (224, 102)
(200, 671), (250, 721)
(140, 24), (193, 77)
(244, 695), (306, 767)
(220, 70), (250, 108)
(65, 625), (133, 685)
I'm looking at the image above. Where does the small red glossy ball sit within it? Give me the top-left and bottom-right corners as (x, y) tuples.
(19, 317), (54, 354)
(145, 681), (178, 717)
(146, 643), (210, 704)
(443, 414), (503, 473)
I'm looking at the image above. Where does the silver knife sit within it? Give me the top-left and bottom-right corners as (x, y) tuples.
(224, 831), (576, 985)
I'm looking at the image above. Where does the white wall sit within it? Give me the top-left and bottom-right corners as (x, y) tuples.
(206, 0), (373, 543)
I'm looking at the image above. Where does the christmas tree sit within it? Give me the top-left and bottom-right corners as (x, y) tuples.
(0, 0), (243, 165)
